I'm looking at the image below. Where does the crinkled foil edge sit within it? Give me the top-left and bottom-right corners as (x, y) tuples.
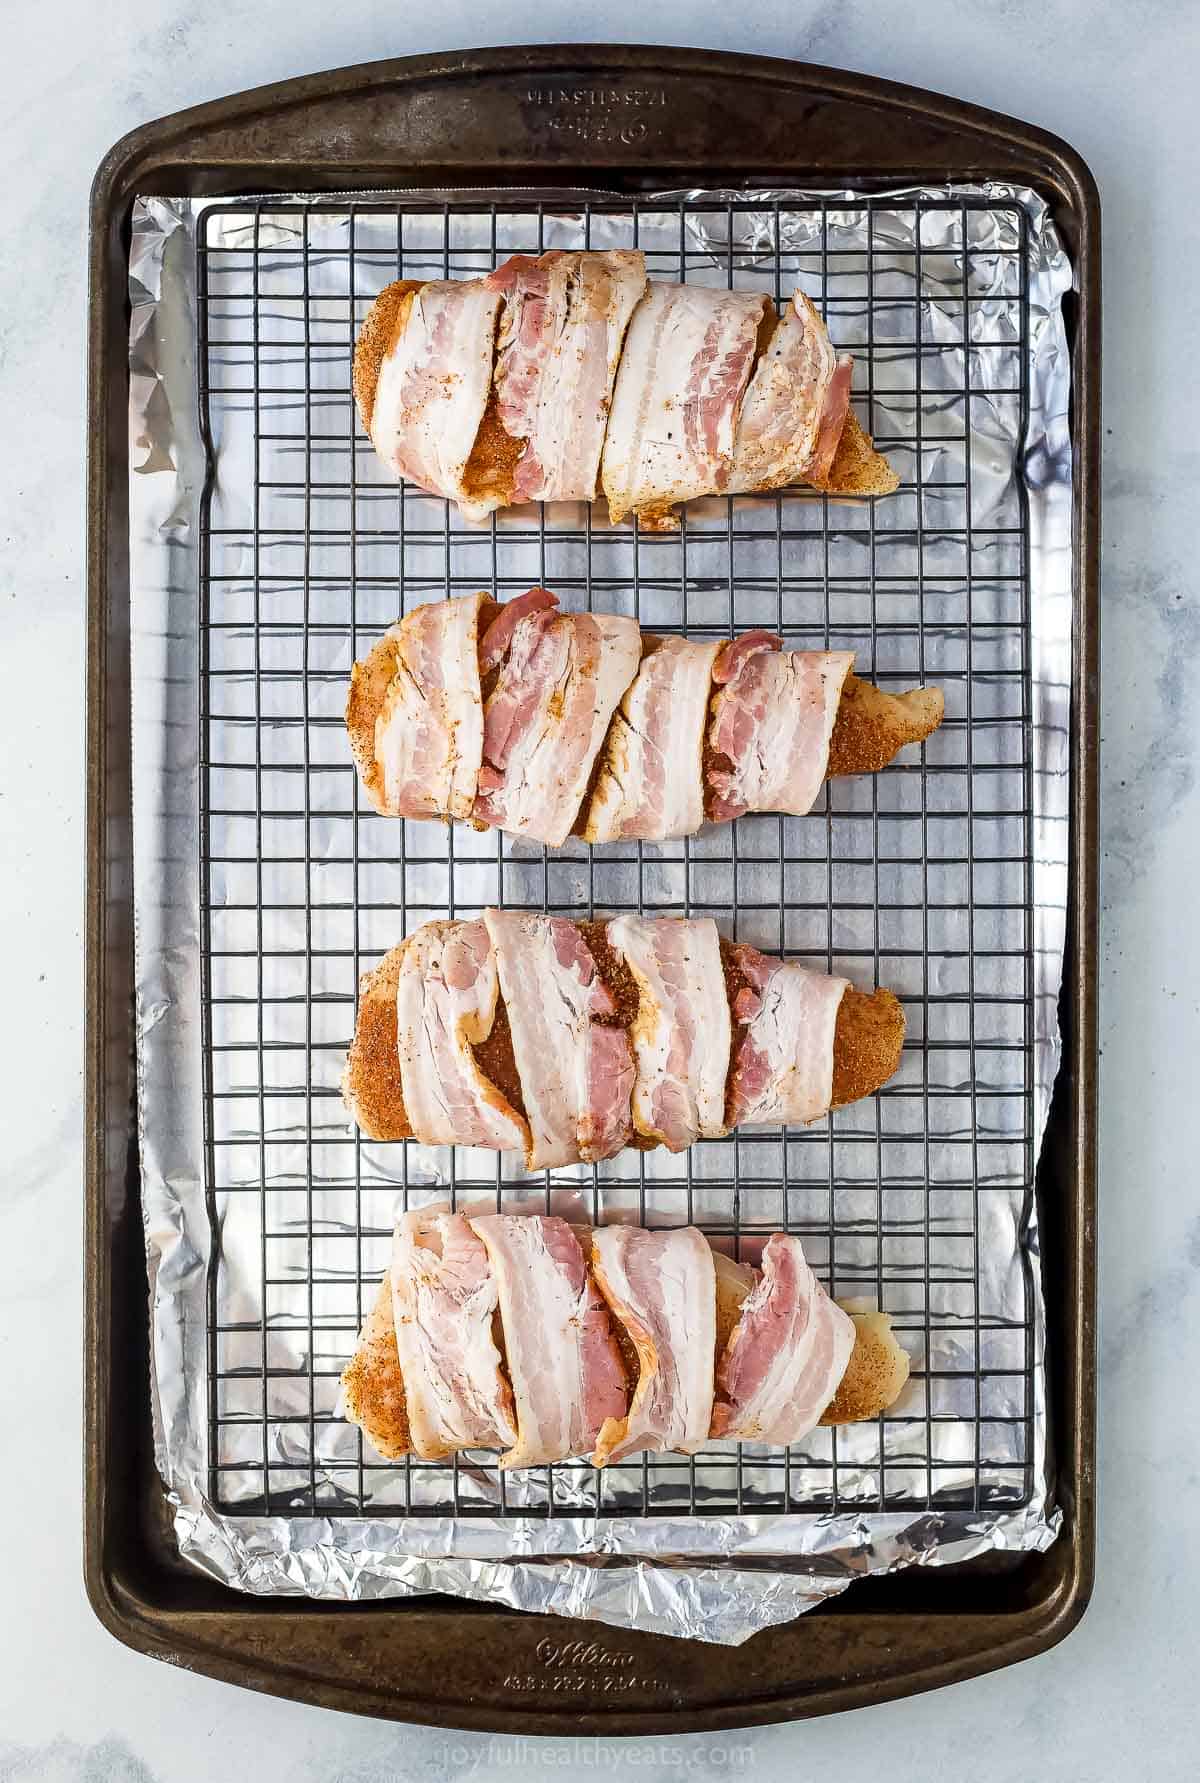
(129, 183), (1070, 1645)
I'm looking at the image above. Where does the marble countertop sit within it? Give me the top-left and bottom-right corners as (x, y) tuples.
(2, 2), (1194, 1777)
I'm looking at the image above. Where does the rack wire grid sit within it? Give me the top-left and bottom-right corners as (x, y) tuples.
(196, 193), (1036, 1523)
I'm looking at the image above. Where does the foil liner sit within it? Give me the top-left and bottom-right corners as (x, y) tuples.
(129, 185), (1070, 1644)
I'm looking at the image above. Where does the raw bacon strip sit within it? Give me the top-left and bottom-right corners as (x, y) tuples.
(369, 280), (503, 523)
(469, 1213), (628, 1466)
(340, 1218), (902, 1469)
(726, 943), (849, 1128)
(482, 909), (634, 1170)
(487, 250), (647, 504)
(605, 916), (730, 1151)
(395, 920), (529, 1152)
(477, 587), (559, 674)
(602, 283), (767, 528)
(390, 1206), (517, 1459)
(727, 292), (852, 495)
(373, 593), (486, 820)
(590, 1226), (716, 1464)
(473, 600), (642, 847)
(354, 594), (942, 839)
(711, 627), (779, 686)
(707, 635), (854, 821)
(582, 636), (721, 842)
(710, 1233), (855, 1444)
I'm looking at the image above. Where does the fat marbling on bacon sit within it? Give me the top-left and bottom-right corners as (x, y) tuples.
(369, 280), (504, 522)
(469, 1213), (628, 1467)
(600, 282), (768, 527)
(476, 586), (559, 673)
(590, 1225), (716, 1465)
(351, 591), (940, 842)
(371, 593), (486, 820)
(582, 635), (723, 843)
(395, 921), (529, 1152)
(605, 915), (731, 1151)
(482, 909), (635, 1170)
(473, 593), (641, 847)
(710, 1233), (856, 1444)
(726, 942), (850, 1128)
(486, 250), (647, 504)
(707, 631), (854, 822)
(389, 1206), (517, 1459)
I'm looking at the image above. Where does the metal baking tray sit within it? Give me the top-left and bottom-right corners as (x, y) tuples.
(86, 44), (1099, 1731)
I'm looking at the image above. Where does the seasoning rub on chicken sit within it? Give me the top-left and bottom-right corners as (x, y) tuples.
(343, 1211), (910, 1469)
(343, 913), (906, 1166)
(353, 250), (898, 529)
(346, 590), (944, 849)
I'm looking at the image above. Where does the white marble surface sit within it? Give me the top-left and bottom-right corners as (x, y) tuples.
(0, 2), (1195, 1776)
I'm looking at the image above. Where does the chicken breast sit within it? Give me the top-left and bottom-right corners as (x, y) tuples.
(339, 1217), (910, 1469)
(348, 596), (942, 841)
(355, 267), (900, 523)
(339, 1267), (411, 1459)
(345, 918), (906, 1157)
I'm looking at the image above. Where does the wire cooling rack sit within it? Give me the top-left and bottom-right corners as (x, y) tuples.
(196, 194), (1036, 1521)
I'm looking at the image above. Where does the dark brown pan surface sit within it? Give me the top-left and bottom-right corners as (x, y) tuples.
(86, 44), (1098, 1731)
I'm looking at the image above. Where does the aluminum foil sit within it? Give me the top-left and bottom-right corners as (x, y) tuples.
(129, 184), (1071, 1644)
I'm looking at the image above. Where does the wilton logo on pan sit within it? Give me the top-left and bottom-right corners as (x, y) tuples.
(526, 87), (669, 109)
(502, 1637), (671, 1694)
(524, 86), (669, 145)
(536, 1638), (635, 1670)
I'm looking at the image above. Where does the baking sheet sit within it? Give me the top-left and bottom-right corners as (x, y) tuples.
(129, 185), (1071, 1642)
